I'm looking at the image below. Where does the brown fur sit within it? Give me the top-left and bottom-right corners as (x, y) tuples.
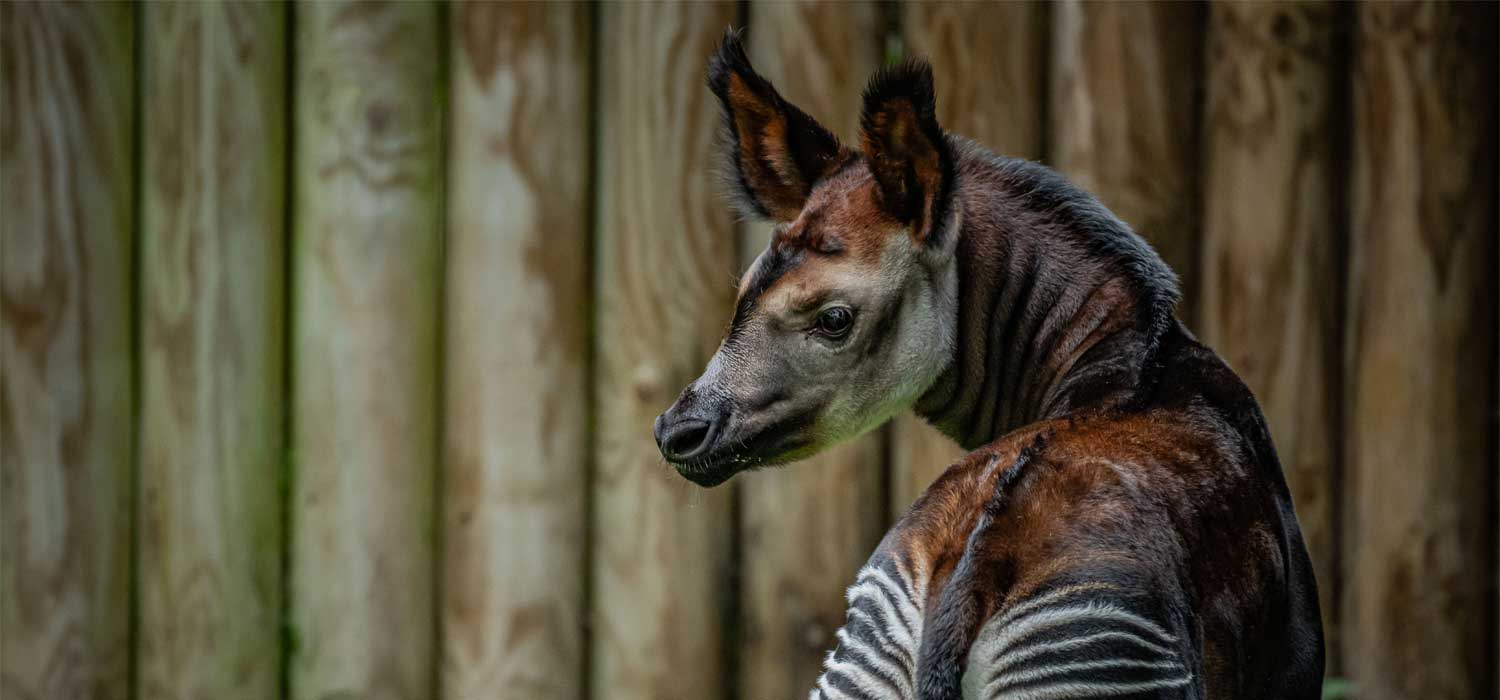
(883, 321), (1318, 698)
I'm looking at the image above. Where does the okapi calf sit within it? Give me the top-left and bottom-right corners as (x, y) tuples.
(654, 33), (1324, 699)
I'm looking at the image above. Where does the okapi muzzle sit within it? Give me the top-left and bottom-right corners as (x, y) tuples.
(655, 33), (958, 487)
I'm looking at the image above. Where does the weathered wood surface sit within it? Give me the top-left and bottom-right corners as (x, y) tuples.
(892, 0), (1046, 514)
(1342, 2), (1497, 698)
(903, 1), (1044, 159)
(443, 4), (590, 699)
(591, 4), (739, 698)
(137, 3), (287, 698)
(0, 5), (135, 699)
(289, 3), (442, 699)
(1050, 0), (1205, 323)
(1198, 0), (1342, 669)
(737, 4), (887, 696)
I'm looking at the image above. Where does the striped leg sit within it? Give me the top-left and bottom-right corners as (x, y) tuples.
(962, 583), (1194, 700)
(809, 558), (929, 700)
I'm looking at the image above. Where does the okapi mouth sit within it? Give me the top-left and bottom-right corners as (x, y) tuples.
(672, 435), (816, 487)
(663, 406), (820, 487)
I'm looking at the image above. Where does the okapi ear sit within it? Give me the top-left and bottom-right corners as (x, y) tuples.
(859, 60), (955, 245)
(707, 30), (849, 222)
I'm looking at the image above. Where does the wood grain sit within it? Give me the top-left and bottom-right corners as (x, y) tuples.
(0, 5), (134, 699)
(892, 0), (1047, 514)
(737, 4), (887, 695)
(591, 4), (739, 698)
(1342, 2), (1497, 697)
(442, 4), (590, 699)
(137, 3), (287, 698)
(903, 1), (1044, 158)
(1050, 0), (1204, 324)
(289, 3), (442, 699)
(1198, 0), (1342, 670)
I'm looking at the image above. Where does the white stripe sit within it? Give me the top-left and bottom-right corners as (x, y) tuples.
(824, 655), (904, 700)
(989, 601), (1178, 662)
(845, 606), (914, 666)
(835, 627), (914, 697)
(992, 658), (1185, 690)
(846, 579), (916, 648)
(993, 583), (1120, 630)
(989, 675), (1193, 700)
(813, 558), (930, 700)
(994, 629), (1176, 672)
(867, 566), (923, 633)
(816, 674), (846, 700)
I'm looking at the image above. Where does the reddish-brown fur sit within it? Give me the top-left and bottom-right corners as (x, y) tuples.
(879, 319), (1319, 698)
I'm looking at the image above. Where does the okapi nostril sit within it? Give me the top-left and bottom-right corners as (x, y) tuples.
(660, 419), (713, 461)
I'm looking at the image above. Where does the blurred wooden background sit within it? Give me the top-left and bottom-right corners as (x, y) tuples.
(2, 2), (1495, 699)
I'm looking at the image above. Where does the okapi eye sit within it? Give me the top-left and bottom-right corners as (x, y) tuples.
(815, 307), (855, 339)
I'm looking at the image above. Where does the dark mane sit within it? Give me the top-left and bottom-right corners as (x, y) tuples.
(957, 138), (1181, 338)
(955, 137), (1182, 406)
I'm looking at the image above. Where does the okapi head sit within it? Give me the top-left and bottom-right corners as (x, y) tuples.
(654, 33), (960, 486)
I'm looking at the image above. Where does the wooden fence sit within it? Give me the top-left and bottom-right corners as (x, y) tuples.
(2, 2), (1495, 699)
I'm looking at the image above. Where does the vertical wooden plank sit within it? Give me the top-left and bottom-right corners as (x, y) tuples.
(289, 3), (442, 699)
(592, 4), (738, 698)
(443, 4), (590, 699)
(737, 3), (886, 695)
(0, 4), (134, 698)
(1050, 0), (1204, 322)
(1343, 2), (1497, 697)
(903, 1), (1044, 157)
(892, 0), (1046, 513)
(137, 3), (286, 698)
(1198, 0), (1342, 669)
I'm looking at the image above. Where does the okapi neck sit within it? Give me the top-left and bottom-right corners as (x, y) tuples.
(913, 155), (1178, 450)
